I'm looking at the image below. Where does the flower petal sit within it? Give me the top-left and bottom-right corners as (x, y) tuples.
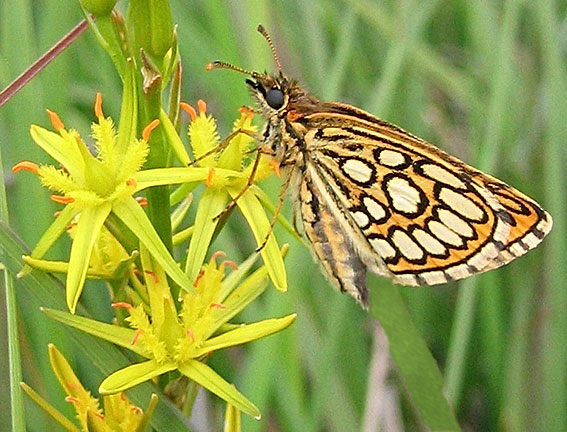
(185, 187), (228, 283)
(99, 360), (176, 395)
(20, 383), (82, 432)
(30, 125), (84, 180)
(133, 167), (246, 192)
(159, 109), (191, 165)
(42, 308), (146, 357)
(66, 204), (112, 313)
(178, 359), (260, 419)
(194, 314), (296, 357)
(228, 186), (287, 292)
(218, 249), (261, 302)
(112, 197), (195, 294)
(18, 204), (79, 277)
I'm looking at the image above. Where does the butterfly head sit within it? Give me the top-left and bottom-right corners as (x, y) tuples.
(207, 25), (297, 117)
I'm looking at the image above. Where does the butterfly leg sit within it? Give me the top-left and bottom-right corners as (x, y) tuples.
(188, 127), (258, 166)
(255, 164), (297, 252)
(212, 145), (271, 222)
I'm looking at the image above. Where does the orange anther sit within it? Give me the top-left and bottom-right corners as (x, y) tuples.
(144, 270), (159, 284)
(94, 92), (104, 119)
(93, 412), (105, 420)
(66, 221), (78, 231)
(12, 161), (39, 174)
(131, 406), (143, 414)
(126, 178), (137, 187)
(65, 396), (81, 404)
(238, 105), (254, 120)
(51, 195), (74, 204)
(112, 302), (133, 309)
(223, 260), (238, 271)
(210, 302), (226, 309)
(131, 329), (143, 345)
(211, 250), (226, 261)
(205, 63), (214, 71)
(142, 119), (160, 141)
(46, 109), (64, 131)
(193, 269), (205, 287)
(197, 99), (207, 114)
(180, 102), (197, 121)
(206, 167), (215, 187)
(136, 196), (148, 207)
(270, 160), (281, 178)
(187, 329), (195, 342)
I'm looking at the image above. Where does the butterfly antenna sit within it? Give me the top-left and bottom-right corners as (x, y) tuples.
(257, 24), (282, 72)
(206, 61), (260, 78)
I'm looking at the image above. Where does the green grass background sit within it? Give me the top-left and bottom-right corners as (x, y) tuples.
(1, 0), (566, 430)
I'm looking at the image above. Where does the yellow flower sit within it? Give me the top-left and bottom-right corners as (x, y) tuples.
(15, 93), (194, 313)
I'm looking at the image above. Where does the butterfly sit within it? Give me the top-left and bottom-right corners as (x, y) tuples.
(208, 25), (552, 308)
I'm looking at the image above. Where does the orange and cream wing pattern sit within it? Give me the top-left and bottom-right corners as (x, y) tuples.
(295, 104), (552, 289)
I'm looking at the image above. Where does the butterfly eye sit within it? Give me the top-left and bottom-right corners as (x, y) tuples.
(266, 88), (285, 109)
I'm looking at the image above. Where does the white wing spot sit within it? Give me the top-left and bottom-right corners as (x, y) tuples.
(391, 230), (424, 261)
(352, 211), (370, 228)
(378, 149), (408, 168)
(412, 228), (447, 256)
(386, 176), (423, 214)
(420, 163), (466, 189)
(342, 159), (374, 183)
(439, 187), (485, 221)
(437, 208), (475, 238)
(428, 220), (464, 247)
(369, 237), (396, 259)
(362, 196), (387, 222)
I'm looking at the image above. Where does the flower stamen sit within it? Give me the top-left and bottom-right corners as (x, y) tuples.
(238, 105), (255, 120)
(142, 119), (160, 141)
(206, 167), (215, 187)
(112, 302), (133, 309)
(211, 250), (226, 261)
(223, 260), (238, 271)
(136, 197), (148, 207)
(51, 195), (74, 204)
(144, 270), (159, 284)
(94, 92), (104, 119)
(12, 161), (39, 174)
(197, 99), (207, 114)
(180, 102), (197, 122)
(131, 329), (143, 345)
(46, 109), (65, 132)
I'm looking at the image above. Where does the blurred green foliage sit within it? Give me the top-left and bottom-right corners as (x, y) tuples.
(1, 0), (566, 431)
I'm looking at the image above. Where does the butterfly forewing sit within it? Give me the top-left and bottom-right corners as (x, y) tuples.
(296, 106), (552, 288)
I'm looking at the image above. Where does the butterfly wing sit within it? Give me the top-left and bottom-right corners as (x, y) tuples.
(293, 103), (552, 287)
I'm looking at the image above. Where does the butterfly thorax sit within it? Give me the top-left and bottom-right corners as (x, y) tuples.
(246, 73), (320, 166)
